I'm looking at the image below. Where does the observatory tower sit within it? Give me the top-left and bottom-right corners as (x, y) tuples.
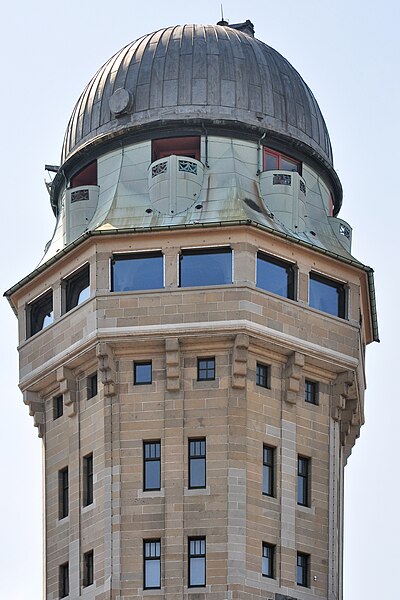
(6, 20), (378, 600)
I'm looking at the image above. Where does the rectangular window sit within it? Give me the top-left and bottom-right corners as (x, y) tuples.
(63, 264), (90, 313)
(59, 467), (69, 519)
(152, 136), (200, 161)
(180, 247), (232, 287)
(70, 161), (97, 188)
(143, 540), (161, 589)
(27, 289), (53, 338)
(305, 380), (318, 404)
(297, 552), (310, 587)
(143, 441), (161, 491)
(189, 438), (206, 489)
(309, 272), (346, 318)
(263, 445), (275, 497)
(257, 252), (295, 299)
(59, 562), (69, 598)
(188, 537), (206, 587)
(197, 357), (215, 381)
(87, 373), (98, 399)
(264, 147), (301, 174)
(83, 454), (93, 507)
(134, 361), (152, 385)
(262, 543), (275, 578)
(256, 362), (271, 389)
(53, 394), (63, 420)
(297, 456), (310, 507)
(83, 550), (94, 587)
(111, 252), (164, 292)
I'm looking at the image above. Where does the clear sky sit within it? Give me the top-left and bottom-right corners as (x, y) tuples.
(1, 1), (398, 598)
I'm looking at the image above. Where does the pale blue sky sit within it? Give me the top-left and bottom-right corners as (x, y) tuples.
(1, 1), (398, 598)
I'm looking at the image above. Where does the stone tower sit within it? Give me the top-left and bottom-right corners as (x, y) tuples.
(5, 20), (378, 600)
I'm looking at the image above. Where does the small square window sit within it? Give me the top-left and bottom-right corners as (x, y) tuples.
(53, 394), (63, 420)
(83, 550), (94, 587)
(59, 562), (69, 598)
(297, 552), (310, 587)
(262, 543), (275, 578)
(87, 373), (98, 399)
(305, 380), (318, 404)
(256, 363), (270, 388)
(197, 357), (215, 381)
(309, 272), (346, 318)
(143, 539), (161, 589)
(134, 361), (152, 385)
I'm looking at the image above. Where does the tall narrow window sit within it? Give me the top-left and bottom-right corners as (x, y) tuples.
(134, 361), (152, 385)
(297, 552), (310, 587)
(256, 252), (295, 300)
(111, 252), (164, 292)
(63, 264), (90, 313)
(59, 467), (69, 519)
(189, 438), (206, 489)
(59, 562), (69, 598)
(53, 394), (63, 420)
(309, 273), (346, 318)
(262, 543), (275, 578)
(143, 441), (161, 491)
(143, 540), (161, 589)
(180, 248), (232, 287)
(297, 456), (310, 507)
(83, 454), (93, 507)
(27, 290), (54, 338)
(83, 550), (94, 587)
(87, 373), (98, 399)
(256, 362), (271, 389)
(188, 537), (206, 587)
(197, 357), (215, 381)
(262, 445), (275, 497)
(305, 380), (318, 405)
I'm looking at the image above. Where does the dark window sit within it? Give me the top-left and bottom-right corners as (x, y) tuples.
(59, 562), (69, 598)
(27, 290), (53, 338)
(309, 273), (346, 318)
(83, 550), (94, 587)
(134, 361), (152, 385)
(83, 454), (93, 507)
(59, 467), (69, 519)
(152, 136), (200, 161)
(53, 394), (63, 420)
(188, 537), (206, 587)
(297, 552), (310, 587)
(87, 373), (97, 399)
(180, 247), (232, 287)
(189, 438), (206, 489)
(197, 357), (215, 381)
(144, 441), (161, 491)
(256, 362), (271, 389)
(64, 264), (90, 313)
(264, 147), (301, 174)
(262, 543), (275, 578)
(143, 540), (161, 589)
(263, 445), (275, 497)
(297, 456), (310, 507)
(111, 252), (164, 292)
(257, 252), (295, 300)
(70, 161), (97, 188)
(305, 380), (318, 405)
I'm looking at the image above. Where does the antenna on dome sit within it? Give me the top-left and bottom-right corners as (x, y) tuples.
(217, 4), (228, 26)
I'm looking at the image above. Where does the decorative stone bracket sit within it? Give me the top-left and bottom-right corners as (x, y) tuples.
(232, 333), (249, 389)
(165, 337), (180, 391)
(97, 343), (117, 397)
(332, 371), (359, 447)
(23, 390), (45, 438)
(57, 366), (77, 417)
(283, 351), (305, 404)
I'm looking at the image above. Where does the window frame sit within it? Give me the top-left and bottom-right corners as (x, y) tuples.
(262, 445), (275, 497)
(83, 453), (93, 507)
(188, 536), (206, 588)
(59, 562), (69, 598)
(134, 361), (152, 385)
(262, 542), (275, 578)
(63, 263), (90, 314)
(256, 251), (296, 300)
(188, 438), (206, 489)
(83, 550), (94, 588)
(197, 357), (215, 381)
(297, 552), (310, 587)
(305, 380), (318, 405)
(297, 456), (310, 507)
(111, 251), (164, 293)
(256, 362), (271, 389)
(27, 289), (54, 338)
(53, 394), (63, 420)
(263, 147), (301, 174)
(179, 246), (233, 288)
(309, 272), (346, 319)
(143, 539), (161, 590)
(87, 373), (98, 399)
(143, 441), (161, 492)
(58, 467), (69, 520)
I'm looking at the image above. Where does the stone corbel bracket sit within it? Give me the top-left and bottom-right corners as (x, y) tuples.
(97, 342), (117, 397)
(332, 370), (359, 447)
(57, 366), (77, 417)
(232, 333), (249, 389)
(284, 351), (305, 404)
(23, 390), (45, 438)
(165, 337), (180, 391)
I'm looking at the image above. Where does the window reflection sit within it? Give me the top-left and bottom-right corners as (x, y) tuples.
(112, 252), (164, 292)
(309, 273), (346, 318)
(28, 290), (54, 337)
(180, 248), (232, 287)
(257, 252), (295, 299)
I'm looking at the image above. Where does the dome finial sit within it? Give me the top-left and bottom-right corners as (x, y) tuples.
(217, 4), (228, 26)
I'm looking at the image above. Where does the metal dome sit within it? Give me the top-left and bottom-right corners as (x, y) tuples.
(61, 23), (333, 167)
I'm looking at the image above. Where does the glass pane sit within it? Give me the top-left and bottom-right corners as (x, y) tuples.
(280, 156), (299, 172)
(77, 285), (90, 305)
(262, 555), (271, 576)
(265, 153), (278, 171)
(145, 461), (160, 490)
(135, 363), (152, 384)
(145, 559), (160, 588)
(309, 275), (344, 317)
(190, 557), (205, 586)
(180, 250), (231, 287)
(298, 477), (305, 504)
(190, 458), (205, 488)
(263, 465), (272, 495)
(257, 255), (293, 299)
(112, 254), (163, 291)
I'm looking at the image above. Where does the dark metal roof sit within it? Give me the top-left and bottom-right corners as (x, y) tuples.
(61, 23), (333, 168)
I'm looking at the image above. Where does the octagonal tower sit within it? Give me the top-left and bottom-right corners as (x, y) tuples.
(6, 20), (377, 600)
